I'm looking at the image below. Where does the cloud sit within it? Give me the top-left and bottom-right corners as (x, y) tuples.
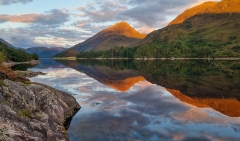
(0, 21), (91, 47)
(78, 1), (120, 22)
(0, 0), (33, 5)
(75, 0), (221, 32)
(118, 0), (204, 27)
(0, 9), (70, 25)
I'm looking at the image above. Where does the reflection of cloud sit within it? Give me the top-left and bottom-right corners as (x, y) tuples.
(79, 87), (88, 92)
(123, 87), (188, 116)
(68, 110), (172, 141)
(182, 136), (211, 141)
(173, 107), (240, 127)
(85, 92), (128, 111)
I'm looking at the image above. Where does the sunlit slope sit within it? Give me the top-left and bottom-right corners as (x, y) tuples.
(169, 0), (240, 26)
(56, 22), (146, 57)
(137, 12), (240, 57)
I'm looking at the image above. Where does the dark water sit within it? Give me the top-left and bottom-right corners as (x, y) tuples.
(29, 59), (240, 141)
(11, 63), (36, 71)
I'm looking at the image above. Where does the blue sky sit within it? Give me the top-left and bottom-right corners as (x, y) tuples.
(0, 0), (220, 48)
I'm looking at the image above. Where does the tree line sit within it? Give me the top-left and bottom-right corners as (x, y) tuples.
(0, 42), (38, 63)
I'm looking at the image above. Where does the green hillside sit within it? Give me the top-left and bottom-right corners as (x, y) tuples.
(0, 41), (38, 62)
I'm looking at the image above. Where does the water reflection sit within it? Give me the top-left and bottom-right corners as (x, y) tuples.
(29, 59), (240, 141)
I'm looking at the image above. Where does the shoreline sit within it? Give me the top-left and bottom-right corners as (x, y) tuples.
(53, 57), (76, 60)
(3, 60), (39, 67)
(54, 57), (240, 61)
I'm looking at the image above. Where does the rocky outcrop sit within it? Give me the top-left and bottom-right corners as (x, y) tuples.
(14, 70), (46, 78)
(0, 78), (80, 140)
(3, 60), (39, 67)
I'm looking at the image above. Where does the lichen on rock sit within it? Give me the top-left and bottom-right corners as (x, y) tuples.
(0, 78), (80, 141)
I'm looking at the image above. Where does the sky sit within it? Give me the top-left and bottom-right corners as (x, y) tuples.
(0, 0), (220, 48)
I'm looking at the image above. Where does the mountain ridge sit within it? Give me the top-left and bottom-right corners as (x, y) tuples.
(169, 0), (240, 26)
(55, 21), (146, 57)
(103, 21), (146, 39)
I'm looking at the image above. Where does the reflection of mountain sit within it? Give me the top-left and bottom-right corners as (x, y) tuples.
(56, 59), (240, 117)
(103, 76), (145, 92)
(167, 88), (240, 117)
(57, 60), (145, 92)
(57, 60), (240, 99)
(34, 59), (67, 69)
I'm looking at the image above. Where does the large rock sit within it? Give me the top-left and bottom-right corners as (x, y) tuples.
(0, 79), (80, 141)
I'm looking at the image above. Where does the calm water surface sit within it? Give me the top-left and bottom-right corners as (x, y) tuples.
(29, 59), (240, 141)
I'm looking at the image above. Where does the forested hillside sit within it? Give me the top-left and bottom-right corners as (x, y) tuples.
(0, 41), (38, 62)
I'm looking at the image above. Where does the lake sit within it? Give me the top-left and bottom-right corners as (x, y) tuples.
(28, 59), (240, 141)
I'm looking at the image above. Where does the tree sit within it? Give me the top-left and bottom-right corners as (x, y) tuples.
(0, 51), (6, 63)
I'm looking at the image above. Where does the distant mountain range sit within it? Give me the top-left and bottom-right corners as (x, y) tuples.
(0, 38), (66, 58)
(25, 47), (67, 58)
(55, 22), (146, 57)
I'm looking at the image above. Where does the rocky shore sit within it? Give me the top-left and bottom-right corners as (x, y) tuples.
(3, 60), (39, 67)
(0, 65), (80, 141)
(14, 70), (46, 78)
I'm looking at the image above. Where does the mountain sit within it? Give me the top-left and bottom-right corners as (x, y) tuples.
(131, 0), (240, 58)
(56, 22), (146, 57)
(25, 47), (67, 58)
(0, 38), (15, 48)
(169, 0), (240, 26)
(75, 0), (240, 58)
